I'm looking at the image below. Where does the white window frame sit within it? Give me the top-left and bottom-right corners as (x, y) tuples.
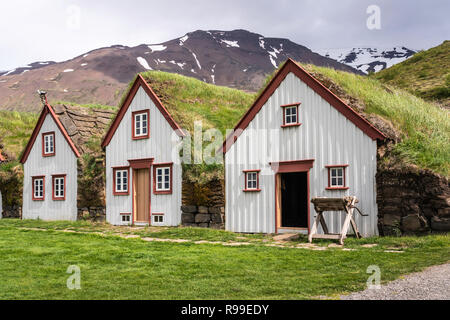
(155, 167), (171, 191)
(43, 133), (54, 155)
(134, 112), (148, 137)
(115, 169), (128, 193)
(153, 214), (164, 225)
(284, 106), (298, 125)
(53, 176), (65, 198)
(245, 171), (259, 190)
(33, 178), (44, 199)
(330, 167), (345, 187)
(121, 215), (131, 223)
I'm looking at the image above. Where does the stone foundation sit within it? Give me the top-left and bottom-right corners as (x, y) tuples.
(181, 205), (225, 229)
(1, 205), (21, 218)
(77, 207), (106, 222)
(377, 169), (450, 235)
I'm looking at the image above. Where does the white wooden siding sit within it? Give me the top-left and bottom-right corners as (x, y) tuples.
(106, 86), (182, 226)
(22, 115), (78, 221)
(225, 72), (378, 236)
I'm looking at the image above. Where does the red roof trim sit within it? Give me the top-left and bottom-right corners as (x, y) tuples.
(222, 59), (385, 153)
(101, 74), (185, 148)
(20, 104), (81, 164)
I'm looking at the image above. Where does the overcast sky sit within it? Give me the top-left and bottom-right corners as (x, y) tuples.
(0, 0), (448, 71)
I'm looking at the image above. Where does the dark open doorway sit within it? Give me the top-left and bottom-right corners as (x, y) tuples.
(280, 172), (308, 228)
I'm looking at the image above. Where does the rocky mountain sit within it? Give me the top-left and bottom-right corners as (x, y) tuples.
(0, 29), (361, 112)
(315, 47), (416, 74)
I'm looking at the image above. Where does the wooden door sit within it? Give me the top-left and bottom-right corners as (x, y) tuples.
(134, 168), (150, 223)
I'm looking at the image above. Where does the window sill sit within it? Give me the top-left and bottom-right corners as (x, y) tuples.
(132, 135), (149, 140)
(113, 192), (130, 196)
(243, 189), (261, 192)
(281, 123), (302, 128)
(52, 198), (66, 201)
(32, 198), (44, 201)
(326, 187), (349, 190)
(154, 190), (172, 195)
(43, 153), (55, 157)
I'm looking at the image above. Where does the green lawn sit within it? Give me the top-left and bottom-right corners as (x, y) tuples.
(0, 219), (448, 299)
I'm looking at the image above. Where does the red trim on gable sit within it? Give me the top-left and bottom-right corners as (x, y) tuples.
(42, 131), (55, 157)
(52, 174), (66, 201)
(101, 74), (185, 148)
(20, 104), (81, 164)
(222, 59), (385, 154)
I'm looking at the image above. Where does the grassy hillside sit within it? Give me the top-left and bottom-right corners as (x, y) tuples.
(128, 71), (255, 134)
(303, 64), (449, 176)
(372, 41), (450, 107)
(0, 110), (38, 158)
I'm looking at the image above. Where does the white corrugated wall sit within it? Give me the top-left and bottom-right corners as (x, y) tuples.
(22, 114), (78, 221)
(225, 72), (378, 236)
(106, 86), (182, 226)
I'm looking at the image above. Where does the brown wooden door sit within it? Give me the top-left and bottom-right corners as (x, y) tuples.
(134, 168), (150, 223)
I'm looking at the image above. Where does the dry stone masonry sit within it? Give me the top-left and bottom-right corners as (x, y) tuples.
(181, 205), (225, 229)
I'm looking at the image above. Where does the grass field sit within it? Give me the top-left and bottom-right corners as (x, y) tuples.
(0, 219), (448, 300)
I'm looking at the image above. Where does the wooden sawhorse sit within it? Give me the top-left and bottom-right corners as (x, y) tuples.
(308, 196), (367, 245)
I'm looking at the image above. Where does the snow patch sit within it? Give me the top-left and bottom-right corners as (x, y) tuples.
(148, 44), (167, 52)
(63, 69), (74, 72)
(39, 62), (49, 65)
(259, 37), (265, 49)
(21, 70), (29, 74)
(83, 54), (89, 58)
(221, 40), (239, 48)
(192, 52), (202, 70)
(2, 69), (16, 76)
(81, 63), (88, 66)
(211, 75), (215, 84)
(179, 35), (189, 46)
(269, 55), (278, 68)
(169, 60), (186, 69)
(137, 57), (152, 70)
(63, 89), (68, 93)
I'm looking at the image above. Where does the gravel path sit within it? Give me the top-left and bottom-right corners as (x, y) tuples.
(341, 263), (450, 300)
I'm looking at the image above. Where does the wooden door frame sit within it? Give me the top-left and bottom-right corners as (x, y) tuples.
(270, 159), (315, 234)
(128, 158), (154, 225)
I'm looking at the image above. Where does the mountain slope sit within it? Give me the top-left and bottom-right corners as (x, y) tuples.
(316, 47), (416, 74)
(0, 29), (360, 112)
(372, 41), (450, 107)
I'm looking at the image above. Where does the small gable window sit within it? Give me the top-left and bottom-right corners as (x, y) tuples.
(281, 103), (301, 127)
(132, 110), (150, 139)
(244, 170), (261, 192)
(52, 175), (66, 200)
(326, 165), (349, 190)
(42, 132), (55, 156)
(113, 167), (130, 195)
(154, 164), (172, 194)
(32, 176), (45, 200)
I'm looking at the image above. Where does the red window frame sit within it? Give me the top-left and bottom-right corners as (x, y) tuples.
(42, 131), (55, 157)
(113, 166), (130, 196)
(326, 165), (349, 190)
(153, 163), (173, 195)
(281, 103), (302, 128)
(132, 110), (150, 140)
(243, 170), (261, 192)
(52, 174), (66, 201)
(32, 176), (45, 201)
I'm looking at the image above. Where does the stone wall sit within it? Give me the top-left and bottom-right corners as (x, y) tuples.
(77, 206), (106, 222)
(182, 179), (224, 207)
(181, 205), (225, 229)
(377, 169), (450, 235)
(1, 205), (21, 218)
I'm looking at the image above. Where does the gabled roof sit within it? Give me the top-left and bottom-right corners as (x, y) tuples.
(222, 59), (386, 153)
(20, 103), (116, 164)
(20, 103), (82, 163)
(101, 74), (185, 148)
